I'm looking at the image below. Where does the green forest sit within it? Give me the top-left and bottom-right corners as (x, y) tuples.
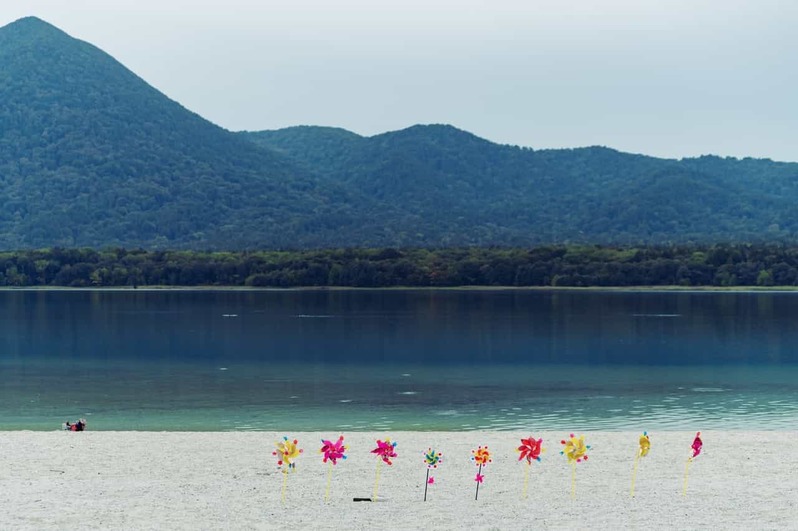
(2, 244), (797, 288)
(2, 18), (798, 250)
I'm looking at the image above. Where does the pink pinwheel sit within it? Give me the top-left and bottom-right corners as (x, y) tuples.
(517, 436), (544, 464)
(475, 473), (484, 483)
(691, 432), (703, 459)
(684, 432), (704, 496)
(371, 438), (398, 501)
(320, 436), (348, 465)
(371, 438), (398, 465)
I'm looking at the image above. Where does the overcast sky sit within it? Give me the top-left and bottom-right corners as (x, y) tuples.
(3, 0), (796, 161)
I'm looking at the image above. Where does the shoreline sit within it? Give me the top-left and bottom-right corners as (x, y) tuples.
(2, 285), (798, 292)
(2, 430), (796, 529)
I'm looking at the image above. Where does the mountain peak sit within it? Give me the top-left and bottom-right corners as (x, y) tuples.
(0, 16), (80, 55)
(1, 16), (65, 37)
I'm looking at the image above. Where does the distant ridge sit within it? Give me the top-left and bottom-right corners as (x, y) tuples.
(2, 17), (798, 249)
(242, 125), (798, 245)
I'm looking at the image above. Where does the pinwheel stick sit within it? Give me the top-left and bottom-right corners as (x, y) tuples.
(571, 461), (576, 499)
(325, 462), (333, 501)
(630, 451), (640, 497)
(281, 470), (288, 504)
(475, 464), (483, 500)
(424, 469), (430, 501)
(522, 463), (531, 499)
(683, 458), (691, 496)
(372, 459), (382, 501)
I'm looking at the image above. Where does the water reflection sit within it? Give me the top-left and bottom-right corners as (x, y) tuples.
(1, 289), (798, 430)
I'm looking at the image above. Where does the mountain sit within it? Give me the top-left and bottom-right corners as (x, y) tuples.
(2, 17), (798, 250)
(242, 125), (798, 245)
(0, 17), (363, 249)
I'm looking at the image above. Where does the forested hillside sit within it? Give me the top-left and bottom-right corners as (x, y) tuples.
(244, 126), (798, 245)
(2, 16), (797, 250)
(0, 17), (360, 249)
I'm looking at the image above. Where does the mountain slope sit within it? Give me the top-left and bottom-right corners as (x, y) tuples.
(243, 125), (798, 245)
(3, 17), (798, 249)
(0, 17), (355, 248)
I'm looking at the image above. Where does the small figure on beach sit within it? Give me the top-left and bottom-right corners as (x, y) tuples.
(63, 418), (87, 431)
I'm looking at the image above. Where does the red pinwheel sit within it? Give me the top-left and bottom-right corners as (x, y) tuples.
(517, 437), (544, 464)
(518, 436), (544, 499)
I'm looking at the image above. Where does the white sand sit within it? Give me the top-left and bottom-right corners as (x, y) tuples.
(0, 431), (794, 530)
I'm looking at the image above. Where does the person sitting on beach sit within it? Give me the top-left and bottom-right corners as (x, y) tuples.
(63, 418), (87, 431)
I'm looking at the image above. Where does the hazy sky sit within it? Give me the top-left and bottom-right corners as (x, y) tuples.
(3, 1), (797, 161)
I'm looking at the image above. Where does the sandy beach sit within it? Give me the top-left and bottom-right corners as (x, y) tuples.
(1, 431), (795, 529)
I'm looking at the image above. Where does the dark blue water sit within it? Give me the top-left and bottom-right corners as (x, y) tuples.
(1, 289), (797, 430)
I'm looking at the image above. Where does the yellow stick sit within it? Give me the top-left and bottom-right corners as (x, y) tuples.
(325, 463), (333, 501)
(683, 458), (691, 496)
(571, 461), (576, 499)
(630, 452), (640, 497)
(523, 463), (531, 499)
(372, 459), (382, 501)
(281, 470), (288, 504)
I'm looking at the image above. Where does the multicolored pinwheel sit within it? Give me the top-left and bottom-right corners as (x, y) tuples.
(424, 448), (443, 469)
(273, 436), (303, 470)
(423, 448), (443, 501)
(472, 445), (492, 466)
(560, 434), (590, 498)
(560, 434), (590, 464)
(272, 436), (303, 504)
(471, 445), (492, 500)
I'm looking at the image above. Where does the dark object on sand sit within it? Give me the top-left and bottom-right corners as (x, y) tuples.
(64, 418), (87, 431)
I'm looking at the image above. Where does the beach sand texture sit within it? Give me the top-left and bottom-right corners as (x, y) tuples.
(0, 431), (794, 529)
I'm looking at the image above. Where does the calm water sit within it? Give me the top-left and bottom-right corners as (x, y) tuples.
(1, 289), (797, 431)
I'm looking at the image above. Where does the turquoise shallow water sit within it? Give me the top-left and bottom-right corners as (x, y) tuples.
(2, 360), (798, 431)
(1, 289), (797, 430)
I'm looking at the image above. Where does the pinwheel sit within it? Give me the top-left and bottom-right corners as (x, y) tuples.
(691, 432), (703, 458)
(320, 436), (347, 501)
(517, 436), (544, 499)
(422, 448), (443, 501)
(471, 445), (492, 500)
(630, 432), (651, 497)
(372, 438), (398, 465)
(371, 439), (397, 501)
(518, 436), (544, 464)
(272, 436), (303, 503)
(684, 432), (703, 496)
(321, 436), (347, 464)
(560, 434), (590, 498)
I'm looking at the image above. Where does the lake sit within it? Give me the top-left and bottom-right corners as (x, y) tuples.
(1, 289), (797, 431)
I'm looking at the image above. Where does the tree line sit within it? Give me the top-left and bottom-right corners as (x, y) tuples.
(1, 244), (798, 288)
